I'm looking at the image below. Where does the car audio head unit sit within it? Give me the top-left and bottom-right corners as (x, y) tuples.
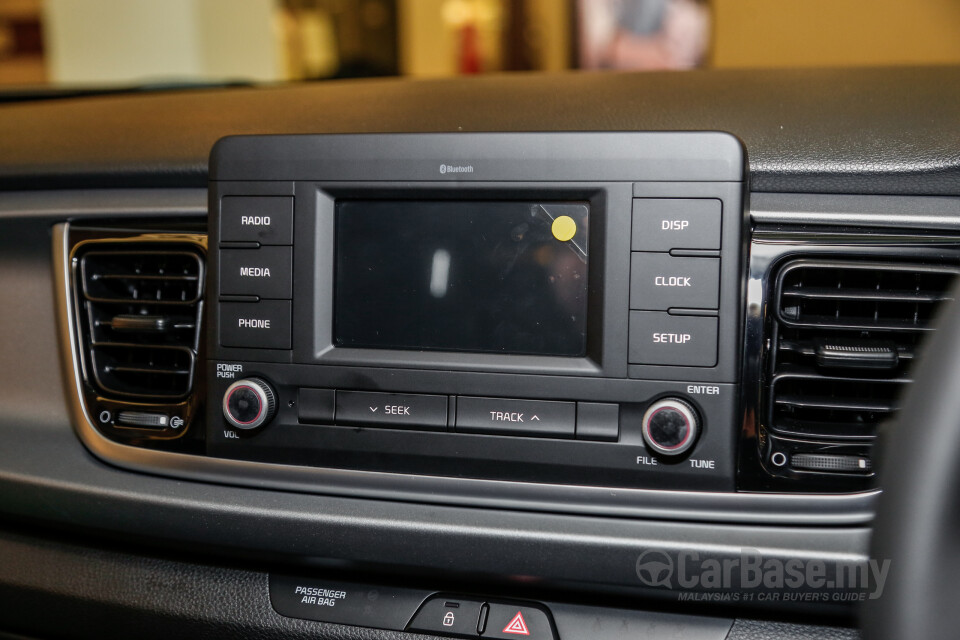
(205, 132), (745, 492)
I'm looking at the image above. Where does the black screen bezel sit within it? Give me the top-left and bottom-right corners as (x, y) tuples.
(291, 182), (623, 378)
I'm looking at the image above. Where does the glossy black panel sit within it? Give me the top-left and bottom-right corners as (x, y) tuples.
(334, 200), (589, 357)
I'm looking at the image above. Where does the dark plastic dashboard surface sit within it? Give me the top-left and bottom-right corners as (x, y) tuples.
(0, 192), (872, 596)
(0, 526), (862, 640)
(2, 66), (960, 639)
(1, 66), (959, 195)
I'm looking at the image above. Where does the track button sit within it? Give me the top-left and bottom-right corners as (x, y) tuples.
(456, 397), (575, 439)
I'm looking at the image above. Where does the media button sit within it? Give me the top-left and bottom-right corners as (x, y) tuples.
(220, 300), (291, 349)
(630, 253), (720, 310)
(631, 198), (722, 251)
(220, 246), (293, 298)
(221, 196), (294, 245)
(335, 391), (447, 430)
(456, 397), (575, 438)
(629, 311), (717, 367)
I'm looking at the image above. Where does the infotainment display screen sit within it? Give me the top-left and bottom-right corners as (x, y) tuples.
(334, 200), (589, 356)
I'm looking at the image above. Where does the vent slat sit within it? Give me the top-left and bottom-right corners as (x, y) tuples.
(777, 261), (959, 332)
(110, 365), (191, 376)
(778, 339), (916, 361)
(95, 274), (200, 282)
(778, 316), (936, 332)
(772, 418), (878, 441)
(773, 394), (896, 413)
(780, 287), (950, 303)
(81, 250), (202, 304)
(771, 363), (913, 383)
(76, 244), (204, 400)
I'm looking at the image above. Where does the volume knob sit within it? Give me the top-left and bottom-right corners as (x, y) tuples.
(223, 378), (277, 430)
(641, 398), (700, 457)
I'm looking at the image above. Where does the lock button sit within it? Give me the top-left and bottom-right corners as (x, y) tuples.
(408, 596), (485, 637)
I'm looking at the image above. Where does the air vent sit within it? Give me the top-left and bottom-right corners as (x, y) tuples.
(765, 259), (958, 477)
(75, 246), (205, 400)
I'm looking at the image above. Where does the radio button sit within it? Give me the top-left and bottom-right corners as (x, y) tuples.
(336, 391), (447, 430)
(456, 397), (575, 438)
(630, 253), (719, 310)
(221, 196), (293, 245)
(220, 247), (293, 299)
(632, 198), (721, 251)
(629, 311), (718, 367)
(220, 300), (291, 349)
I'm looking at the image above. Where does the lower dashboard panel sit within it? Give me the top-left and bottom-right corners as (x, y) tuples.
(0, 526), (861, 640)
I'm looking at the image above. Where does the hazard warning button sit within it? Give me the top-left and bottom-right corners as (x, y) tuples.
(482, 603), (555, 640)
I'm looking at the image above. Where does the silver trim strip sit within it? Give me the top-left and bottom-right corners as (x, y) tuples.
(751, 193), (960, 229)
(54, 209), (879, 525)
(2, 188), (206, 220)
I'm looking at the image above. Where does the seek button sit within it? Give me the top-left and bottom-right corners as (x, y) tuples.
(335, 391), (447, 430)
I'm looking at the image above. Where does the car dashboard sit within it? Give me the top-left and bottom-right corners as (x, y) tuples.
(2, 65), (960, 640)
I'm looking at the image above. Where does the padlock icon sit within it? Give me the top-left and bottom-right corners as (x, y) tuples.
(443, 611), (455, 627)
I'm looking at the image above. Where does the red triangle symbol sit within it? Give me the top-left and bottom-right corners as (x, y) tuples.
(502, 611), (530, 635)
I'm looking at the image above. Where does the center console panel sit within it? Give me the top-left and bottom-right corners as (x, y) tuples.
(205, 133), (745, 492)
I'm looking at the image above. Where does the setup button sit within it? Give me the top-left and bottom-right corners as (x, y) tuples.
(629, 311), (717, 367)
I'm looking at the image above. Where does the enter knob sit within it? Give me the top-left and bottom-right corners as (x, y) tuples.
(222, 378), (277, 430)
(641, 398), (700, 457)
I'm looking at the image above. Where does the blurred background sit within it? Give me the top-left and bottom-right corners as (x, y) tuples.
(1, 0), (960, 87)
